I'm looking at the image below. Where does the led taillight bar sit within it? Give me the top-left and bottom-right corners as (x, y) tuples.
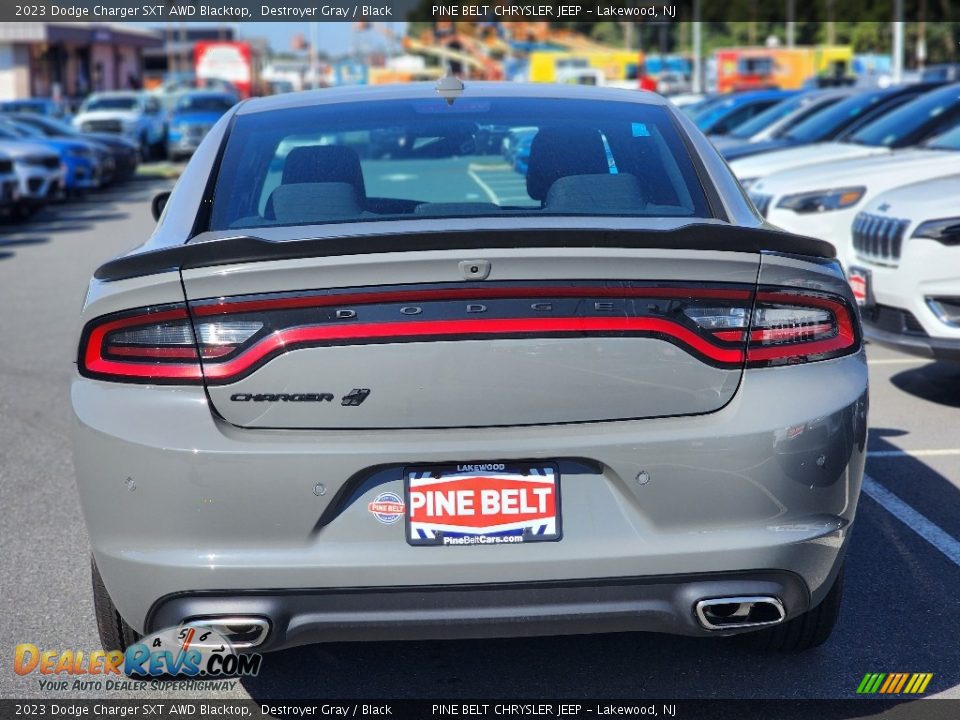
(77, 284), (860, 385)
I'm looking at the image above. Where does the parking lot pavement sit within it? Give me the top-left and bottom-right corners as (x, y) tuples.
(1, 178), (958, 701)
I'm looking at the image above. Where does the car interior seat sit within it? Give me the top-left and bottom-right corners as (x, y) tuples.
(525, 127), (611, 206)
(266, 145), (367, 223)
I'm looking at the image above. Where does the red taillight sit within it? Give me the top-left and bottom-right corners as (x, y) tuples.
(745, 290), (858, 366)
(78, 304), (263, 384)
(78, 284), (859, 385)
(80, 305), (203, 383)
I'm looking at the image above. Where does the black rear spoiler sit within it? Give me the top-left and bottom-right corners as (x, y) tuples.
(94, 226), (836, 282)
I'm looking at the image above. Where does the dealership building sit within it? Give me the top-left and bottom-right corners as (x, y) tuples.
(0, 23), (162, 100)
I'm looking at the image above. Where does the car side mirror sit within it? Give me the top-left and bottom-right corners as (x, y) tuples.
(151, 191), (171, 222)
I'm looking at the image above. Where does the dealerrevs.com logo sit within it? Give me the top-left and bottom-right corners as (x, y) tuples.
(15, 624), (262, 689)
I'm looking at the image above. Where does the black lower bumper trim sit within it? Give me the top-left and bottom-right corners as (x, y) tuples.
(864, 321), (960, 362)
(147, 571), (809, 652)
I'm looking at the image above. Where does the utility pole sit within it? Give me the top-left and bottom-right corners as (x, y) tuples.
(892, 0), (904, 84)
(917, 0), (927, 70)
(165, 21), (176, 76)
(826, 0), (836, 45)
(786, 0), (796, 48)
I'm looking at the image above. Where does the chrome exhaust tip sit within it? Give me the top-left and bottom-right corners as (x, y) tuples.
(695, 596), (786, 631)
(185, 616), (270, 649)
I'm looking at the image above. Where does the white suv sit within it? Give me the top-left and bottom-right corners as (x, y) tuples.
(850, 174), (960, 362)
(73, 92), (167, 160)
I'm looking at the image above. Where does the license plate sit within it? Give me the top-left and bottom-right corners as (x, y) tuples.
(847, 266), (871, 307)
(404, 462), (561, 546)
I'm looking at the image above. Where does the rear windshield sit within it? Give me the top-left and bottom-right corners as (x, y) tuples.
(782, 89), (890, 142)
(926, 123), (960, 151)
(729, 95), (807, 139)
(83, 96), (139, 112)
(209, 97), (712, 231)
(847, 85), (960, 147)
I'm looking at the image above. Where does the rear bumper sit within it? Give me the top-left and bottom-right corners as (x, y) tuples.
(149, 571), (812, 650)
(73, 350), (868, 637)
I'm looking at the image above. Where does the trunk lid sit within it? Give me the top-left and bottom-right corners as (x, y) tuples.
(181, 247), (760, 429)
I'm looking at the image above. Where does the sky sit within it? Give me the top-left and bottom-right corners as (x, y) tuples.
(138, 22), (404, 58)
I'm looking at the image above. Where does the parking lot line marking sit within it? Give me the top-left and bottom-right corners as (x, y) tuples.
(867, 449), (960, 458)
(862, 474), (960, 567)
(467, 167), (501, 204)
(867, 358), (931, 365)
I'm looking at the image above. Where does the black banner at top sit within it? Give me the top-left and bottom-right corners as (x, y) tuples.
(0, 0), (953, 23)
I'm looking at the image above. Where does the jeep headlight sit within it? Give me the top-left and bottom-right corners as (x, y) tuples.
(776, 187), (866, 214)
(912, 216), (960, 245)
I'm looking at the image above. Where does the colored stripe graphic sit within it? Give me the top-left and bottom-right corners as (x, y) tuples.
(857, 673), (933, 694)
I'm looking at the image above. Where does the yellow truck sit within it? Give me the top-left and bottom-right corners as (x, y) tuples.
(528, 51), (643, 88)
(715, 46), (853, 93)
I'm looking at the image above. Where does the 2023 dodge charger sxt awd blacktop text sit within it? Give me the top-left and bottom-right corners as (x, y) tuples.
(73, 81), (867, 655)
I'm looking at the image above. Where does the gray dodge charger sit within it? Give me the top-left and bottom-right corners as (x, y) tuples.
(73, 81), (868, 655)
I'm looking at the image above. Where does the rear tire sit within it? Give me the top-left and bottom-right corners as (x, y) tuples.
(91, 556), (141, 652)
(743, 566), (844, 652)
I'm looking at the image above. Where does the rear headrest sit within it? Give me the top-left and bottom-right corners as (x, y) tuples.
(545, 173), (645, 214)
(282, 146), (366, 198)
(268, 182), (362, 224)
(525, 128), (610, 201)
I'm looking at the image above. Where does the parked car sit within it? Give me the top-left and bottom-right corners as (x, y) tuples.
(166, 91), (237, 161)
(710, 88), (853, 159)
(725, 83), (941, 170)
(692, 89), (798, 135)
(920, 64), (960, 83)
(0, 130), (64, 218)
(0, 151), (19, 217)
(0, 117), (106, 194)
(511, 129), (536, 174)
(72, 92), (167, 160)
(0, 98), (71, 120)
(74, 82), (866, 656)
(851, 174), (960, 362)
(749, 121), (960, 270)
(731, 83), (959, 188)
(4, 113), (139, 183)
(676, 93), (720, 117)
(656, 72), (692, 96)
(501, 126), (537, 167)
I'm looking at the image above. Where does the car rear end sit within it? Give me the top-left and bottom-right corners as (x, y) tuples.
(72, 84), (867, 652)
